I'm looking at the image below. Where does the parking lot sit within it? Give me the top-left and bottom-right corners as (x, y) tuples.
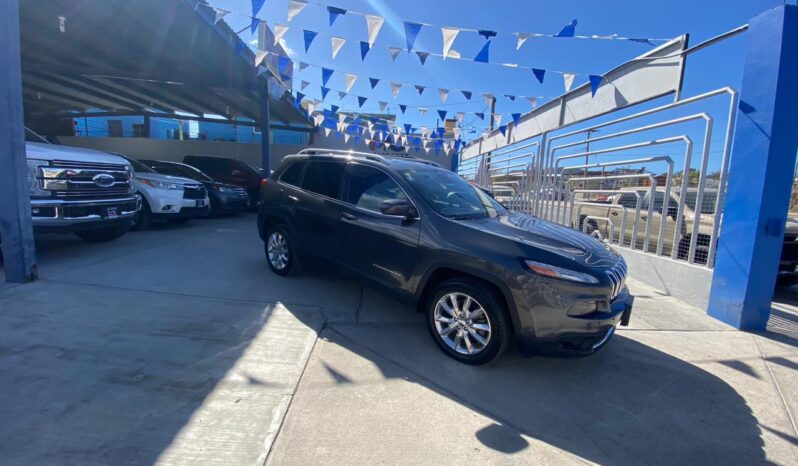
(1, 214), (796, 465)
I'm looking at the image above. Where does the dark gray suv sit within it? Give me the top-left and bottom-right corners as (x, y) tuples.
(257, 149), (633, 365)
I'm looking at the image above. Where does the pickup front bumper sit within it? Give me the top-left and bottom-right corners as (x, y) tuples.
(31, 196), (139, 233)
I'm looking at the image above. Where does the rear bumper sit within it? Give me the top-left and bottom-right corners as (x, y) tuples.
(31, 196), (139, 233)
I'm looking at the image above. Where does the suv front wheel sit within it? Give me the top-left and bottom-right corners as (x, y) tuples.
(264, 224), (301, 276)
(426, 278), (511, 365)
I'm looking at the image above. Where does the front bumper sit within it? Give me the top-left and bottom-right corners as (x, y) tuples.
(31, 196), (139, 233)
(213, 191), (249, 212)
(146, 189), (210, 218)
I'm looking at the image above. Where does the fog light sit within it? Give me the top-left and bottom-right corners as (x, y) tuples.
(162, 205), (173, 211)
(567, 300), (598, 317)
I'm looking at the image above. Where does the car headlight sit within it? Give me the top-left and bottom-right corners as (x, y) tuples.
(27, 159), (48, 196)
(139, 179), (182, 190)
(524, 259), (600, 284)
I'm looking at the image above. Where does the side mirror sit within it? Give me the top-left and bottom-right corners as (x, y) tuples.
(380, 199), (416, 218)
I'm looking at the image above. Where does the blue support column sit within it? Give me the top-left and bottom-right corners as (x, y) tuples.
(0, 0), (38, 283)
(259, 81), (272, 174)
(708, 5), (798, 330)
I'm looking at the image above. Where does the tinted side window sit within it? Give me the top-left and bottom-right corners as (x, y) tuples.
(619, 193), (639, 209)
(279, 161), (306, 186)
(346, 165), (407, 212)
(301, 161), (344, 199)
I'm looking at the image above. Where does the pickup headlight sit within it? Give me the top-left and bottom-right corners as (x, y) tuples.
(524, 259), (600, 284)
(139, 179), (183, 190)
(27, 159), (48, 196)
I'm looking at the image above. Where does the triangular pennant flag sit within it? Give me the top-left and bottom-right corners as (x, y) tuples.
(483, 93), (494, 106)
(344, 133), (350, 143)
(441, 27), (460, 59)
(589, 75), (603, 97)
(278, 56), (292, 75)
(399, 104), (407, 114)
(389, 47), (402, 61)
(526, 97), (538, 108)
(438, 88), (449, 104)
(287, 0), (307, 21)
(338, 91), (347, 100)
(505, 95), (516, 102)
(321, 86), (330, 100)
(327, 6), (347, 26)
(330, 105), (339, 114)
(555, 19), (578, 38)
(456, 112), (464, 122)
(314, 114), (324, 127)
(213, 8), (229, 24)
(378, 101), (388, 112)
(511, 113), (521, 125)
(250, 17), (261, 34)
(252, 0), (266, 17)
(369, 78), (380, 89)
(454, 127), (461, 139)
(294, 92), (305, 108)
(437, 110), (447, 121)
(331, 36), (346, 59)
(418, 107), (428, 115)
(344, 74), (357, 93)
(273, 25), (289, 46)
(532, 68), (546, 84)
(359, 41), (370, 61)
(461, 90), (472, 100)
(364, 15), (384, 47)
(478, 30), (497, 40)
(321, 67), (334, 86)
(415, 85), (425, 95)
(300, 80), (310, 91)
(563, 73), (576, 92)
(306, 101), (316, 114)
(358, 96), (367, 108)
(516, 32), (531, 50)
(404, 123), (412, 134)
(416, 51), (430, 65)
(299, 61), (309, 71)
(474, 40), (490, 63)
(303, 30), (318, 52)
(390, 82), (402, 98)
(446, 49), (461, 59)
(254, 50), (268, 67)
(324, 128), (331, 137)
(475, 112), (484, 120)
(494, 114), (503, 126)
(404, 22), (423, 52)
(338, 113), (347, 123)
(499, 125), (507, 136)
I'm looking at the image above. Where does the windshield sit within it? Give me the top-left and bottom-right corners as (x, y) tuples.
(172, 163), (213, 182)
(25, 128), (49, 144)
(117, 154), (155, 173)
(400, 167), (505, 219)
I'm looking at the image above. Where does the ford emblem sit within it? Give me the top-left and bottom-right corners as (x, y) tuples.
(92, 173), (115, 188)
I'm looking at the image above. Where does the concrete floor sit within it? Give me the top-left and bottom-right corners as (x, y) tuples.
(1, 215), (797, 465)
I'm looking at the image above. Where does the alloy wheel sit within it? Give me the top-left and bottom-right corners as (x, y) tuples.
(267, 232), (289, 271)
(433, 292), (492, 355)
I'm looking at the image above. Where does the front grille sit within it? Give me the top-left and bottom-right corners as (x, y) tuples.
(606, 260), (627, 300)
(183, 184), (206, 200)
(43, 160), (132, 200)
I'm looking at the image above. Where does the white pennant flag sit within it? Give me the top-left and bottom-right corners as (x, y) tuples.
(483, 93), (494, 106)
(338, 114), (347, 123)
(345, 74), (358, 92)
(526, 96), (538, 109)
(494, 114), (503, 126)
(438, 88), (449, 104)
(384, 142), (391, 149)
(390, 82), (402, 98)
(425, 147), (431, 155)
(314, 114), (324, 127)
(344, 133), (350, 143)
(441, 27), (460, 60)
(254, 50), (268, 66)
(338, 91), (347, 100)
(286, 0), (307, 21)
(454, 127), (461, 139)
(364, 15), (384, 47)
(298, 61), (309, 71)
(563, 73), (576, 92)
(388, 47), (402, 62)
(456, 112), (464, 122)
(418, 107), (428, 116)
(446, 49), (461, 59)
(300, 80), (310, 91)
(273, 25), (289, 46)
(515, 33), (531, 50)
(324, 128), (331, 137)
(331, 36), (346, 59)
(387, 121), (394, 131)
(378, 101), (388, 112)
(306, 101), (316, 115)
(213, 8), (229, 24)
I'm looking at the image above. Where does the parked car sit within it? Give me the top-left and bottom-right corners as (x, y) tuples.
(257, 150), (633, 365)
(140, 160), (249, 216)
(114, 154), (210, 230)
(183, 155), (263, 210)
(22, 128), (139, 242)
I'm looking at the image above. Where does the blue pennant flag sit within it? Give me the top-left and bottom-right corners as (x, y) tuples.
(416, 51), (430, 65)
(303, 30), (318, 52)
(295, 92), (305, 108)
(399, 104), (407, 114)
(404, 22), (423, 52)
(589, 75), (603, 97)
(358, 96), (367, 108)
(415, 85), (425, 95)
(360, 41), (370, 61)
(404, 123), (412, 134)
(437, 127), (445, 138)
(555, 19), (577, 38)
(369, 77), (380, 89)
(454, 139), (462, 153)
(278, 56), (292, 75)
(461, 90), (472, 100)
(354, 136), (361, 145)
(629, 38), (655, 46)
(505, 95), (516, 101)
(251, 0), (266, 17)
(321, 67), (334, 86)
(475, 112), (485, 120)
(474, 40), (490, 63)
(250, 17), (261, 34)
(478, 30), (497, 40)
(330, 105), (339, 114)
(499, 125), (507, 136)
(327, 6), (347, 26)
(335, 131), (342, 140)
(321, 86), (330, 100)
(532, 68), (546, 84)
(437, 110), (447, 121)
(434, 140), (442, 155)
(511, 113), (521, 125)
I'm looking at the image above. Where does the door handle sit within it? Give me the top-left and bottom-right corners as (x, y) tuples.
(640, 215), (648, 220)
(341, 212), (358, 221)
(287, 195), (299, 203)
(610, 211), (618, 216)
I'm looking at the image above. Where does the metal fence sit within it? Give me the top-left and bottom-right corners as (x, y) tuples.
(459, 87), (739, 269)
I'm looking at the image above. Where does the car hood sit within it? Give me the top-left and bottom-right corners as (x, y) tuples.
(463, 212), (622, 268)
(135, 172), (199, 185)
(26, 142), (131, 165)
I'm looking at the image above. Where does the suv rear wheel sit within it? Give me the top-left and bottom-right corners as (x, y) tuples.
(264, 224), (301, 276)
(426, 278), (511, 365)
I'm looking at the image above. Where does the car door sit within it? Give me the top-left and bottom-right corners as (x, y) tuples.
(337, 163), (421, 291)
(640, 191), (678, 254)
(290, 160), (345, 261)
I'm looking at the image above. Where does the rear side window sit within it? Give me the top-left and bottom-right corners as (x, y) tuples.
(279, 161), (306, 186)
(346, 165), (407, 212)
(301, 161), (344, 199)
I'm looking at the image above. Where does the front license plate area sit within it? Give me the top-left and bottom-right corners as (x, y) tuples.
(105, 207), (118, 219)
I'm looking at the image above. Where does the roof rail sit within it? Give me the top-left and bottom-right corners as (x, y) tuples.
(296, 148), (387, 164)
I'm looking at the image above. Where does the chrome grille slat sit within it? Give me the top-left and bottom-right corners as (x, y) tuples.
(606, 261), (627, 300)
(51, 159), (128, 171)
(42, 161), (132, 201)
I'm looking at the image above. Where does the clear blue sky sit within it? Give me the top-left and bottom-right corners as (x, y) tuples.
(210, 0), (786, 169)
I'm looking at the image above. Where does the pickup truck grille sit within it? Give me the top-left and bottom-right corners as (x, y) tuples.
(183, 184), (206, 200)
(42, 160), (133, 200)
(607, 260), (628, 300)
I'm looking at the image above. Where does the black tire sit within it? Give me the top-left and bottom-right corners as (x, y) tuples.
(75, 225), (129, 242)
(130, 197), (151, 231)
(426, 277), (512, 365)
(264, 224), (301, 276)
(677, 236), (710, 264)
